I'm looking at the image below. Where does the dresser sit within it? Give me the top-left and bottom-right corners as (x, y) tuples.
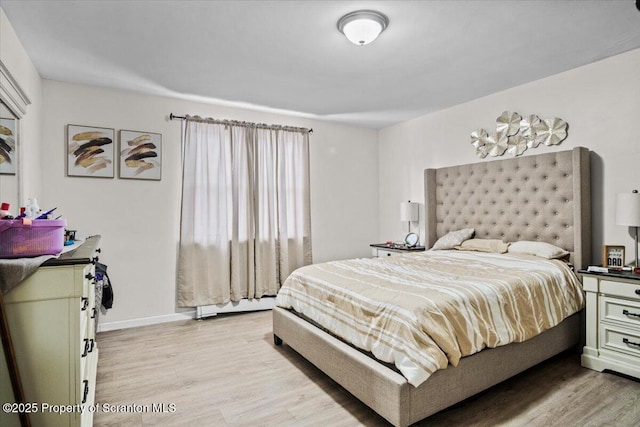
(370, 243), (426, 257)
(581, 270), (640, 379)
(1, 236), (101, 426)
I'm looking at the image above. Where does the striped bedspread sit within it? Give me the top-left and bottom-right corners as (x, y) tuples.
(275, 250), (584, 387)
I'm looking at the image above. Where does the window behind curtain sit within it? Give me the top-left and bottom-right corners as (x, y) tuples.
(177, 119), (312, 307)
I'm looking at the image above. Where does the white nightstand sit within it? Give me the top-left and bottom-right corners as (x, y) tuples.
(370, 243), (425, 258)
(580, 270), (640, 379)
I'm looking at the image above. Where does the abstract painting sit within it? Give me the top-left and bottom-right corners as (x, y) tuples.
(118, 130), (162, 180)
(67, 124), (114, 177)
(0, 118), (16, 175)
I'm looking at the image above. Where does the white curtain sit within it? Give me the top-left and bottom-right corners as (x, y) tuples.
(177, 119), (312, 307)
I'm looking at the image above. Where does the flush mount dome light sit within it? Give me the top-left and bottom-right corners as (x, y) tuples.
(337, 10), (389, 46)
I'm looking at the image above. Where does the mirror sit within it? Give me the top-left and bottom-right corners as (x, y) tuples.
(0, 101), (23, 427)
(405, 232), (419, 247)
(0, 59), (30, 426)
(0, 100), (19, 216)
(0, 293), (25, 427)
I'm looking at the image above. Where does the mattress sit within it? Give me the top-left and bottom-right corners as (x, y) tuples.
(275, 250), (584, 386)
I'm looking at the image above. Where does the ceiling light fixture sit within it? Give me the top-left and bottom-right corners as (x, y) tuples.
(337, 10), (389, 46)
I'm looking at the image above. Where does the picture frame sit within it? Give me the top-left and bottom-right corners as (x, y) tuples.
(67, 124), (114, 178)
(602, 245), (625, 268)
(0, 117), (17, 175)
(118, 130), (162, 181)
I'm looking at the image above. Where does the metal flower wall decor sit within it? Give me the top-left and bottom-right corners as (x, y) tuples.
(471, 111), (568, 158)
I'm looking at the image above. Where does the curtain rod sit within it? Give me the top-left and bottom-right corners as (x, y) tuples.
(169, 113), (313, 133)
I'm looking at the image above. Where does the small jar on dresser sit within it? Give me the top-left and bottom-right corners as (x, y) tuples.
(580, 269), (640, 379)
(0, 236), (102, 427)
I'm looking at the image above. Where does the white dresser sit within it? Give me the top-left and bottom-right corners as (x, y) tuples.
(1, 236), (101, 426)
(581, 270), (640, 379)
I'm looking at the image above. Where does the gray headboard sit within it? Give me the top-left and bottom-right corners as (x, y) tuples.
(424, 147), (591, 270)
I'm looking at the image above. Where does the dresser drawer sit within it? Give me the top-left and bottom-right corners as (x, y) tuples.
(581, 271), (640, 379)
(82, 262), (95, 298)
(376, 249), (397, 257)
(600, 279), (640, 301)
(600, 296), (640, 328)
(599, 323), (640, 359)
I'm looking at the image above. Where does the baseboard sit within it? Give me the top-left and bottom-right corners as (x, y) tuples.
(97, 311), (196, 332)
(97, 297), (278, 331)
(196, 297), (276, 319)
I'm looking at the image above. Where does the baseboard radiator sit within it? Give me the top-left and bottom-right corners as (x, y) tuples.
(196, 297), (276, 319)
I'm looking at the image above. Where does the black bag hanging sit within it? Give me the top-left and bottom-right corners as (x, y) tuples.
(95, 262), (114, 310)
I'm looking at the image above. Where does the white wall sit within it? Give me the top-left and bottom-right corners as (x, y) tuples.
(379, 48), (640, 265)
(8, 1), (640, 326)
(0, 7), (42, 212)
(41, 80), (379, 324)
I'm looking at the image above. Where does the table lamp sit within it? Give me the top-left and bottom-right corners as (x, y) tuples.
(616, 189), (640, 268)
(400, 201), (418, 233)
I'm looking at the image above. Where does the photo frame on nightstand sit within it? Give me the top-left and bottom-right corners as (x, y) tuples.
(602, 245), (625, 268)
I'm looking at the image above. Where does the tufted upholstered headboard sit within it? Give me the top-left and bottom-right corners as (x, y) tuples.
(424, 147), (591, 271)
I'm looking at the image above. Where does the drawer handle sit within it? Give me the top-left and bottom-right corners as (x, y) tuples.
(85, 273), (94, 281)
(81, 338), (89, 357)
(81, 297), (88, 311)
(623, 309), (640, 318)
(88, 339), (95, 353)
(82, 380), (89, 404)
(636, 289), (640, 296)
(91, 307), (96, 319)
(622, 338), (640, 347)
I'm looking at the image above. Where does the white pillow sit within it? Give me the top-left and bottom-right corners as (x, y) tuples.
(431, 228), (474, 250)
(455, 238), (510, 254)
(508, 241), (569, 259)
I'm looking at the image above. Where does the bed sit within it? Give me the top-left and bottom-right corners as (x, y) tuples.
(272, 146), (591, 426)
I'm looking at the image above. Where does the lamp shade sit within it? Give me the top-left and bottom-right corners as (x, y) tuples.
(616, 192), (640, 227)
(400, 201), (418, 222)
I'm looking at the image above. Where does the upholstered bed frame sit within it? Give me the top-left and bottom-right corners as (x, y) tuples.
(273, 147), (591, 426)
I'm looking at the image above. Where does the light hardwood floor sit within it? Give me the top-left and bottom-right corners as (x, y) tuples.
(94, 310), (640, 427)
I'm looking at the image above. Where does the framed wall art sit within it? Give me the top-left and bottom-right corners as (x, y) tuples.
(0, 117), (17, 175)
(67, 124), (114, 178)
(118, 130), (162, 181)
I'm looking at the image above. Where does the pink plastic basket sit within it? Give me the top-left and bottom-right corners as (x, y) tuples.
(0, 219), (66, 258)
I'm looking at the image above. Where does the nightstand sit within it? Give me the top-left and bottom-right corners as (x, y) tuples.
(370, 243), (425, 258)
(580, 269), (640, 379)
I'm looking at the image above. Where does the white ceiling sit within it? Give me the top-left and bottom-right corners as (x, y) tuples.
(2, 0), (640, 129)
